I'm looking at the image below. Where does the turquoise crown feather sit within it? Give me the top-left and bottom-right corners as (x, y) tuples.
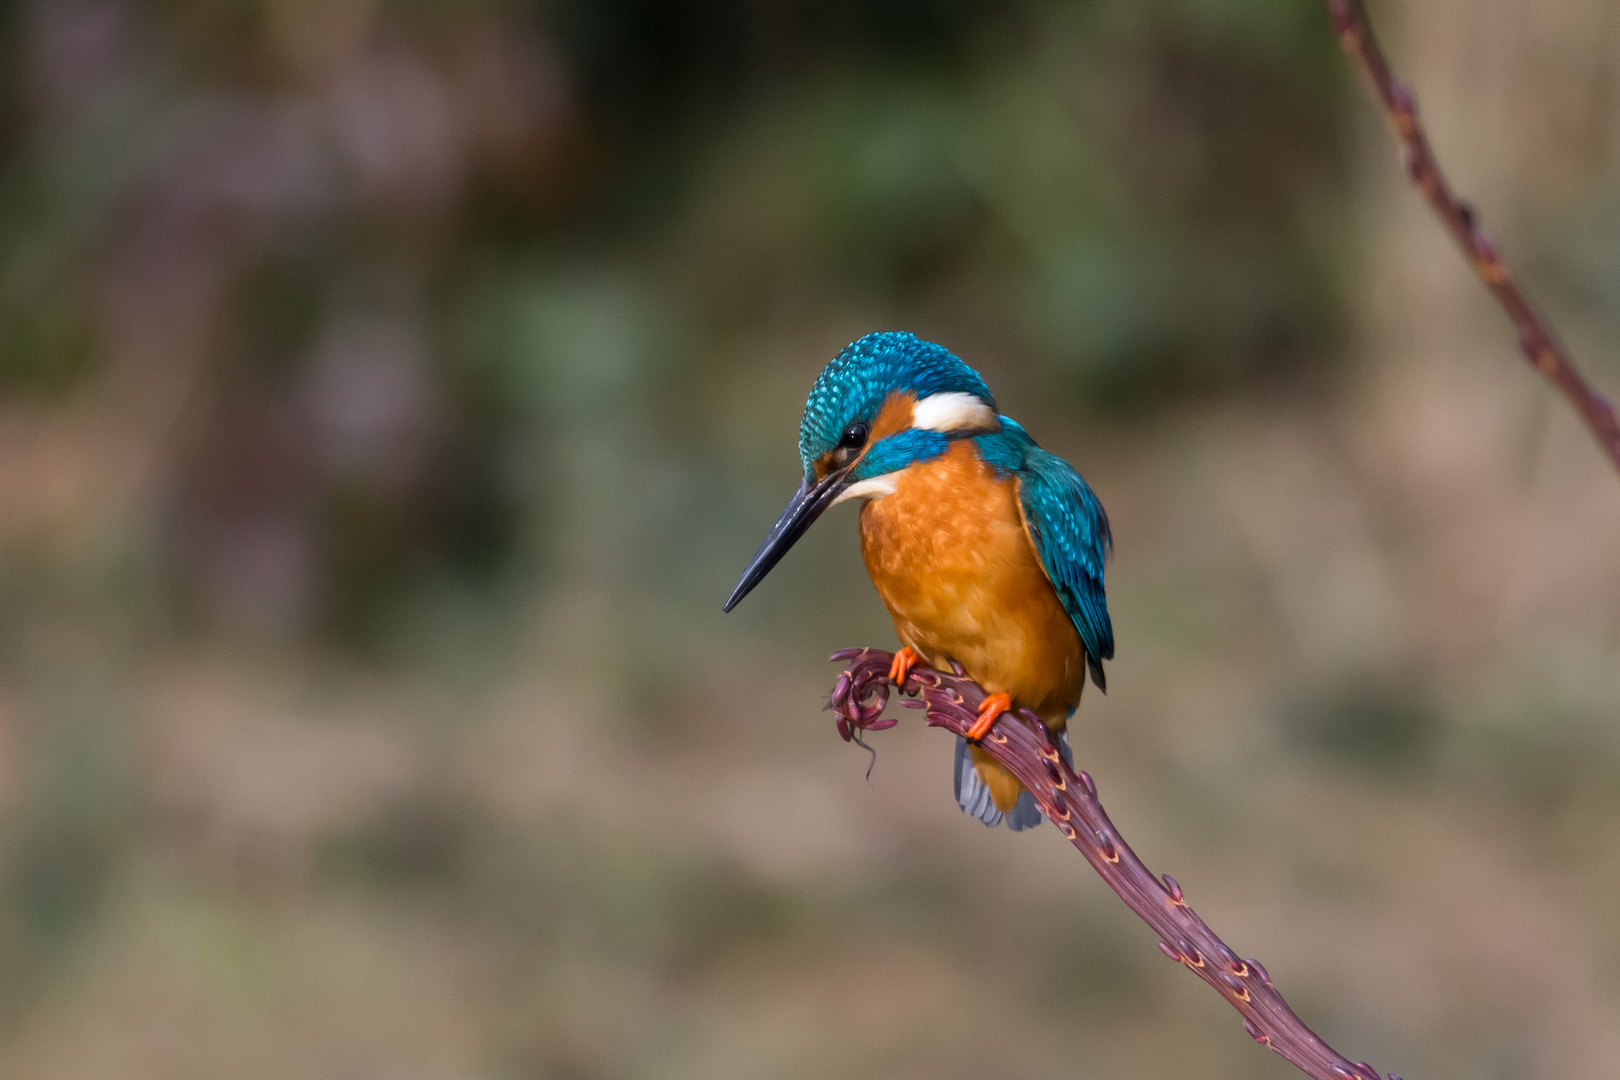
(798, 332), (993, 475)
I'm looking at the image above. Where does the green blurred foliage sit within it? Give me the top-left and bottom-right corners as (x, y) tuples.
(1, 0), (1354, 647)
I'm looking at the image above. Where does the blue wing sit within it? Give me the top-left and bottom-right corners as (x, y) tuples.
(974, 420), (1112, 692)
(1018, 446), (1113, 689)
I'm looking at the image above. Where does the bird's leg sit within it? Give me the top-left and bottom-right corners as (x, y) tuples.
(965, 692), (1012, 741)
(887, 646), (921, 688)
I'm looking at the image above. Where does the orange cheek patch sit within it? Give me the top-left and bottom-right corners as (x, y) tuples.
(867, 392), (917, 443)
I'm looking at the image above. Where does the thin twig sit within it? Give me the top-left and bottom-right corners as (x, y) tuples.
(1327, 0), (1620, 477)
(830, 647), (1402, 1080)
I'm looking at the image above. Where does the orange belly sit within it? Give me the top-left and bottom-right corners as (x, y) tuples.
(859, 441), (1084, 810)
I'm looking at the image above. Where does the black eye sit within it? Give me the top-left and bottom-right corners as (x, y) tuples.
(838, 422), (868, 450)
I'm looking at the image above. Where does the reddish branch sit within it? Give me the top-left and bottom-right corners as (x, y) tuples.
(1326, 0), (1620, 477)
(831, 647), (1402, 1080)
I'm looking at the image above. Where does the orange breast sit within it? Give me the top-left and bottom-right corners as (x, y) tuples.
(858, 439), (1085, 730)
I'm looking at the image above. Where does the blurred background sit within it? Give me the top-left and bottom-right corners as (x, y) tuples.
(0, 0), (1618, 1077)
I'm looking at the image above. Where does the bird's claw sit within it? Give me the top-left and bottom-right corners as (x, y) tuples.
(888, 646), (921, 689)
(965, 692), (1012, 741)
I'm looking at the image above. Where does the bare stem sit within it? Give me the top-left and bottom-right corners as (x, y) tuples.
(830, 647), (1403, 1080)
(1327, 0), (1620, 477)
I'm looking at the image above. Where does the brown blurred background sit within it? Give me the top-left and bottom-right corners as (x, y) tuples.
(0, 0), (1618, 1077)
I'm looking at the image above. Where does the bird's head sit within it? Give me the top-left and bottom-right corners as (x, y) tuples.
(724, 331), (1000, 612)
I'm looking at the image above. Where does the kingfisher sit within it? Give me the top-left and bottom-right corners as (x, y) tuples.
(725, 332), (1113, 830)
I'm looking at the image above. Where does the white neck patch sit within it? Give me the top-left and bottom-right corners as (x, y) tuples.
(831, 473), (899, 506)
(911, 391), (999, 434)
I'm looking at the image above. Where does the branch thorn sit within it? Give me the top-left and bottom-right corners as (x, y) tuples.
(1162, 873), (1184, 903)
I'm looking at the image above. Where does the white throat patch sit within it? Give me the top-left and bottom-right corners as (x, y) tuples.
(911, 391), (999, 434)
(831, 473), (899, 506)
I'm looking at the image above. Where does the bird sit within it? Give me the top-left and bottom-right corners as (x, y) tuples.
(724, 331), (1112, 830)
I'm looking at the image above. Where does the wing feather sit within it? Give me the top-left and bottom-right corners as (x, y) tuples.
(1014, 446), (1114, 690)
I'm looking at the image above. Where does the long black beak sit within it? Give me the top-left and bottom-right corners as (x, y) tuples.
(723, 466), (854, 612)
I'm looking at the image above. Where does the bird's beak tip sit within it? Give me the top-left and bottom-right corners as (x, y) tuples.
(724, 470), (848, 613)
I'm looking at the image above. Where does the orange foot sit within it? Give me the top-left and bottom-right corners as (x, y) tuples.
(965, 692), (1012, 742)
(888, 646), (922, 688)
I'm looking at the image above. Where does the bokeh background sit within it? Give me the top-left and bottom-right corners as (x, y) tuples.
(1, 0), (1619, 1077)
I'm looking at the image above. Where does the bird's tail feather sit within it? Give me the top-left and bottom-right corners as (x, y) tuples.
(953, 736), (1003, 827)
(953, 733), (1071, 831)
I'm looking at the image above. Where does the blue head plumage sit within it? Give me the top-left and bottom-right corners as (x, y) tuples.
(797, 332), (993, 476)
(724, 331), (997, 612)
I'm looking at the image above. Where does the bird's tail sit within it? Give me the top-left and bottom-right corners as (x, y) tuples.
(953, 732), (1070, 831)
